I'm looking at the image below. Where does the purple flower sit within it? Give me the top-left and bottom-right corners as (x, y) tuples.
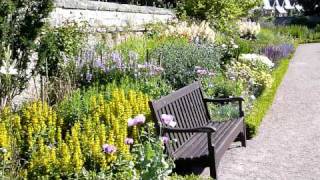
(161, 114), (176, 127)
(134, 114), (146, 125)
(262, 44), (294, 62)
(127, 114), (146, 127)
(102, 144), (117, 154)
(161, 136), (170, 144)
(196, 69), (208, 76)
(93, 59), (106, 71)
(125, 138), (134, 145)
(111, 52), (122, 67)
(128, 118), (136, 127)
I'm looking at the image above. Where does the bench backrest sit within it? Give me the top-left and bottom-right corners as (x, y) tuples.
(149, 82), (210, 154)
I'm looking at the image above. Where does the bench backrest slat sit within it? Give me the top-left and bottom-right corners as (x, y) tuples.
(149, 81), (210, 153)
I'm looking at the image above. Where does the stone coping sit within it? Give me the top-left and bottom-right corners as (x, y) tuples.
(54, 0), (175, 15)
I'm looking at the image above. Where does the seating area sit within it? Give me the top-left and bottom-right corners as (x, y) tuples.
(149, 82), (246, 179)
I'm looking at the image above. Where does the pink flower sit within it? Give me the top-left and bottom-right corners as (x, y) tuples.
(161, 114), (176, 127)
(128, 118), (136, 127)
(102, 144), (117, 154)
(134, 114), (146, 125)
(128, 114), (146, 127)
(161, 136), (170, 144)
(196, 69), (208, 76)
(125, 138), (134, 145)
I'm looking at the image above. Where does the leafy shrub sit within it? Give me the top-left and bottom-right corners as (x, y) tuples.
(201, 74), (243, 98)
(227, 60), (273, 96)
(271, 25), (320, 42)
(152, 43), (222, 89)
(236, 28), (294, 54)
(177, 0), (260, 31)
(114, 35), (188, 62)
(246, 56), (291, 137)
(297, 0), (320, 16)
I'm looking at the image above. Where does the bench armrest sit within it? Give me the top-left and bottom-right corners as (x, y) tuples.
(163, 126), (216, 133)
(204, 97), (244, 117)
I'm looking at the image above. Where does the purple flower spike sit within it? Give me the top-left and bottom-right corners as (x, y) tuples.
(161, 136), (170, 144)
(161, 114), (176, 127)
(125, 138), (134, 145)
(102, 144), (117, 154)
(128, 118), (136, 127)
(134, 114), (146, 125)
(111, 52), (122, 67)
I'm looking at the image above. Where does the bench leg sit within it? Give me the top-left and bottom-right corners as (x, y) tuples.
(240, 122), (247, 147)
(210, 163), (217, 180)
(209, 149), (218, 179)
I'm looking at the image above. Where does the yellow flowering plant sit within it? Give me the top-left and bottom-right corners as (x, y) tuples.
(0, 87), (159, 179)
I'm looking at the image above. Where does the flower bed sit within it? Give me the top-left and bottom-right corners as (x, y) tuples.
(0, 16), (300, 179)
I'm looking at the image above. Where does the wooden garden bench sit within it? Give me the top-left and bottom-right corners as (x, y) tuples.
(149, 82), (246, 179)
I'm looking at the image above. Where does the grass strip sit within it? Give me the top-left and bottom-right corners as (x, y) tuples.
(245, 54), (292, 138)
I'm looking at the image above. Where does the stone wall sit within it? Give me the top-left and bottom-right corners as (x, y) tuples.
(13, 1), (175, 106)
(50, 0), (176, 29)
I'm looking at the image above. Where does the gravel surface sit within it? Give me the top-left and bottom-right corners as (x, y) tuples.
(216, 43), (320, 180)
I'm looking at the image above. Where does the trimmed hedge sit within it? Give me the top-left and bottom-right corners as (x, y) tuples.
(245, 54), (293, 138)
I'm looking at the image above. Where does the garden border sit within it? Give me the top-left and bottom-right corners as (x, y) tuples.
(245, 52), (294, 138)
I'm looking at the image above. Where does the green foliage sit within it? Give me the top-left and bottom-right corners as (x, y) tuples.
(0, 0), (54, 107)
(152, 43), (222, 89)
(0, 87), (162, 179)
(236, 28), (294, 54)
(132, 125), (174, 180)
(114, 35), (188, 63)
(201, 74), (243, 98)
(208, 103), (240, 122)
(246, 55), (291, 137)
(297, 0), (320, 16)
(37, 22), (87, 78)
(270, 25), (320, 43)
(177, 0), (260, 31)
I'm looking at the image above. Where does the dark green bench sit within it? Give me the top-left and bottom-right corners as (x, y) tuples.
(149, 81), (246, 179)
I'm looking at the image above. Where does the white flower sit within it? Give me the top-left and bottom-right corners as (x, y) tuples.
(238, 21), (261, 37)
(0, 147), (7, 154)
(239, 53), (274, 68)
(0, 46), (18, 75)
(232, 44), (239, 49)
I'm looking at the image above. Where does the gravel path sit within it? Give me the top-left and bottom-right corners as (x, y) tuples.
(217, 43), (320, 180)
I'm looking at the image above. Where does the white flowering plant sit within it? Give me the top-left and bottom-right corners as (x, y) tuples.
(227, 60), (273, 96)
(0, 46), (20, 108)
(237, 21), (261, 39)
(162, 21), (216, 44)
(239, 53), (274, 69)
